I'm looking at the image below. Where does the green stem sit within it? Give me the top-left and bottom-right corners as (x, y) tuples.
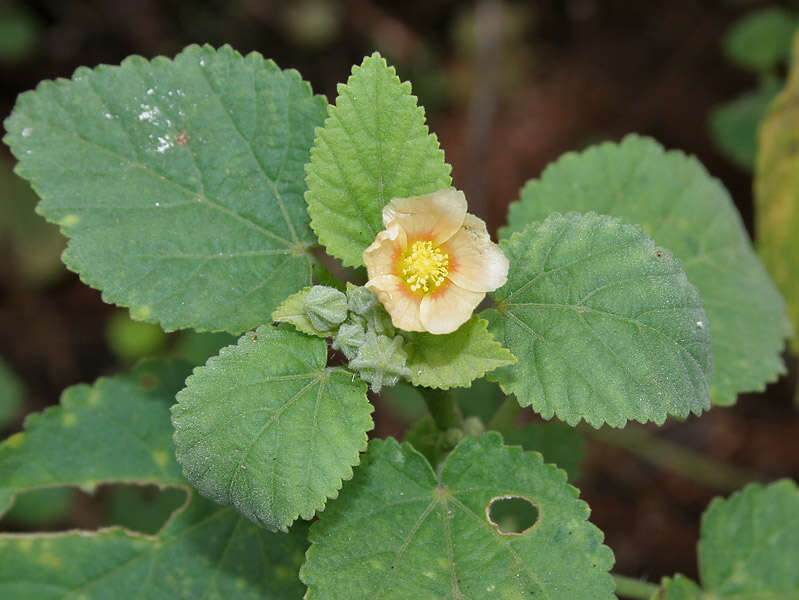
(420, 387), (463, 432)
(585, 424), (758, 492)
(613, 574), (659, 599)
(486, 396), (521, 434)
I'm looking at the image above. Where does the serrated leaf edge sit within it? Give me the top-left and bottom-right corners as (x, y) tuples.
(3, 43), (326, 335)
(490, 211), (712, 428)
(304, 51), (452, 267)
(171, 325), (373, 531)
(301, 432), (615, 599)
(406, 316), (517, 390)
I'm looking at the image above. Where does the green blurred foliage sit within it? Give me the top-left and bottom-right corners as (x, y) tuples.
(724, 7), (797, 73)
(710, 78), (781, 170)
(0, 159), (65, 286)
(106, 310), (169, 364)
(0, 358), (22, 430)
(103, 484), (187, 535)
(3, 487), (75, 527)
(171, 330), (236, 365)
(0, 4), (39, 63)
(711, 7), (798, 169)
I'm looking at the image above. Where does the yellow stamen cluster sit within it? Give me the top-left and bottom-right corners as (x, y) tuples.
(400, 240), (449, 294)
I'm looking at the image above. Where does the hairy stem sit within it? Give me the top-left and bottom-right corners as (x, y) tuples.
(585, 424), (758, 492)
(613, 574), (659, 599)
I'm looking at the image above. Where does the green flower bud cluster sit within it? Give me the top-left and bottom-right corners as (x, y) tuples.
(273, 284), (412, 393)
(332, 284), (411, 393)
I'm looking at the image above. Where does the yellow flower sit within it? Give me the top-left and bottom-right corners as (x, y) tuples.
(363, 189), (509, 334)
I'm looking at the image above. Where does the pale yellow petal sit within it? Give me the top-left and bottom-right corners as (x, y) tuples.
(419, 283), (485, 334)
(363, 222), (407, 278)
(443, 227), (509, 293)
(365, 274), (424, 331)
(382, 189), (467, 244)
(461, 213), (491, 241)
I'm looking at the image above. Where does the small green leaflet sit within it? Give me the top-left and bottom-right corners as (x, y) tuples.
(301, 433), (615, 600)
(756, 34), (799, 352)
(0, 492), (309, 600)
(710, 78), (781, 171)
(3, 44), (328, 333)
(657, 479), (799, 599)
(403, 315), (515, 389)
(723, 7), (797, 73)
(272, 286), (334, 337)
(503, 135), (790, 406)
(305, 52), (452, 267)
(0, 360), (189, 516)
(171, 325), (373, 532)
(486, 212), (711, 427)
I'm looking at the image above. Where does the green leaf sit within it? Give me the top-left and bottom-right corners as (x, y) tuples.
(486, 212), (711, 427)
(724, 7), (797, 73)
(3, 44), (328, 333)
(0, 359), (309, 599)
(0, 491), (309, 599)
(272, 287), (334, 337)
(659, 480), (799, 599)
(700, 480), (799, 597)
(503, 135), (790, 406)
(171, 325), (373, 531)
(0, 360), (189, 517)
(756, 35), (799, 353)
(504, 422), (585, 481)
(305, 52), (452, 267)
(301, 433), (615, 599)
(710, 78), (781, 170)
(0, 358), (22, 430)
(403, 315), (516, 389)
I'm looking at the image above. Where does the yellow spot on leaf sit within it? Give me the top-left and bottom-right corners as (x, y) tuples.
(152, 450), (169, 468)
(38, 552), (62, 569)
(130, 305), (152, 321)
(62, 413), (77, 427)
(87, 390), (101, 406)
(59, 214), (80, 227)
(5, 432), (25, 448)
(17, 538), (33, 552)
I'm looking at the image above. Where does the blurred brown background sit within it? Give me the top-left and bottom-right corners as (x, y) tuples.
(1, 0), (798, 586)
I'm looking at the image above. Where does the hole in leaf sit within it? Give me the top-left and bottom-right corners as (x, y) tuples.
(0, 484), (187, 534)
(486, 495), (539, 535)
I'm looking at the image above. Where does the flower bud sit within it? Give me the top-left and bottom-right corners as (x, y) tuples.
(346, 283), (378, 315)
(302, 285), (348, 332)
(348, 331), (412, 393)
(332, 321), (366, 360)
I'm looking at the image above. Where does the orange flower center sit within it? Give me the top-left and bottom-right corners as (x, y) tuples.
(400, 240), (449, 294)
